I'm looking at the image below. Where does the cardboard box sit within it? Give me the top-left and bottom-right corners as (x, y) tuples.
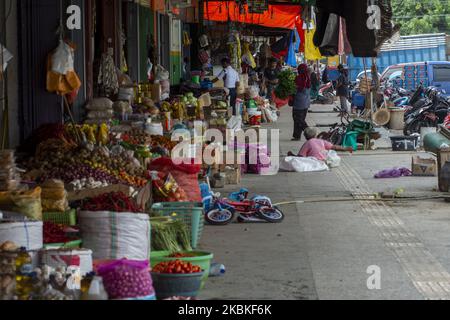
(225, 167), (241, 185)
(68, 184), (134, 202)
(412, 156), (437, 176)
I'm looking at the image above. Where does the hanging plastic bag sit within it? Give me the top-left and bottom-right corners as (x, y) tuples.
(51, 40), (74, 75)
(0, 43), (13, 73)
(155, 65), (170, 81)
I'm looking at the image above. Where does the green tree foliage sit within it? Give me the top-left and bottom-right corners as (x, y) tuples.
(392, 0), (450, 35)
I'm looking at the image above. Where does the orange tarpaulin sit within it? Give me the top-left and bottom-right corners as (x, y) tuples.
(204, 1), (302, 30)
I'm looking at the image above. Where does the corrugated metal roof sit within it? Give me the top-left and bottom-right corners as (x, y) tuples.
(381, 33), (446, 52)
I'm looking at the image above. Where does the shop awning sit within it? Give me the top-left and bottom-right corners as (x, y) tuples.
(204, 1), (302, 30)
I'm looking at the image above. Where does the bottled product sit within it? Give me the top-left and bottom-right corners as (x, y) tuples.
(209, 263), (226, 277)
(15, 248), (33, 300)
(83, 276), (108, 300)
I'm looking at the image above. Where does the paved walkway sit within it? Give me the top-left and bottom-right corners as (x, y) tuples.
(199, 104), (450, 300)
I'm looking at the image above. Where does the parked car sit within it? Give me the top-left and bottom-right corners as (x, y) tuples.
(381, 61), (450, 96)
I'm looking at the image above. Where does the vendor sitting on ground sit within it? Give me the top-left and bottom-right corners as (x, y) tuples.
(287, 127), (353, 161)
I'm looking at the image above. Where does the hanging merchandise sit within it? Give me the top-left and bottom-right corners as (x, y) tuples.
(199, 34), (209, 48)
(338, 17), (352, 56)
(228, 31), (242, 73)
(304, 26), (323, 61)
(315, 0), (398, 57)
(313, 11), (339, 57)
(0, 43), (13, 73)
(46, 41), (82, 98)
(120, 30), (129, 73)
(285, 31), (297, 68)
(183, 32), (192, 47)
(242, 42), (256, 69)
(97, 48), (119, 97)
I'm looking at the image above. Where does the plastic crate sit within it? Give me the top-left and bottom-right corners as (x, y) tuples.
(43, 209), (77, 226)
(151, 202), (204, 249)
(43, 239), (82, 249)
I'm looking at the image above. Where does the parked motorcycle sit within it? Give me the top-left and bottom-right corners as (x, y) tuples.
(404, 89), (450, 135)
(314, 82), (335, 105)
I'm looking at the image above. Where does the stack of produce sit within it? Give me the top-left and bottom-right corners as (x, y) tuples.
(0, 150), (20, 191)
(29, 144), (147, 188)
(43, 222), (79, 244)
(152, 260), (202, 274)
(40, 180), (69, 213)
(85, 98), (114, 125)
(152, 172), (188, 203)
(80, 192), (142, 213)
(0, 241), (18, 300)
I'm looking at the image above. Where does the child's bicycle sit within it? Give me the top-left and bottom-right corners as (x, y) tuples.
(202, 186), (285, 225)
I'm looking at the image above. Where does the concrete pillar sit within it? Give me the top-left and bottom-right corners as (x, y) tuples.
(0, 0), (19, 148)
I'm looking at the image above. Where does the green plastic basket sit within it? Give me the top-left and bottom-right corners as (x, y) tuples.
(151, 202), (204, 249)
(43, 209), (77, 226)
(43, 239), (82, 249)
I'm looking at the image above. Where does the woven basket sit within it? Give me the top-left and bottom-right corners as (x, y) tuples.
(372, 107), (391, 126)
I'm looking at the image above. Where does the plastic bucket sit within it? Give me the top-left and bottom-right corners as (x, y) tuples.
(151, 272), (204, 300)
(389, 108), (405, 130)
(150, 251), (214, 289)
(420, 127), (437, 146)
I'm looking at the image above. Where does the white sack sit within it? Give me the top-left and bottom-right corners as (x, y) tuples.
(280, 156), (329, 172)
(78, 211), (151, 261)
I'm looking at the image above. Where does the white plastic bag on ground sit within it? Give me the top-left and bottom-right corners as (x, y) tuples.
(326, 150), (341, 168)
(280, 156), (329, 172)
(51, 40), (74, 75)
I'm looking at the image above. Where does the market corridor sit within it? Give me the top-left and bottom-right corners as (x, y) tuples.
(200, 104), (450, 300)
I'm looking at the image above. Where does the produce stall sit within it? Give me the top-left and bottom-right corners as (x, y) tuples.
(0, 37), (283, 299)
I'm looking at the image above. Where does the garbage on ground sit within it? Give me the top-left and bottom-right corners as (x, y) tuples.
(374, 168), (412, 179)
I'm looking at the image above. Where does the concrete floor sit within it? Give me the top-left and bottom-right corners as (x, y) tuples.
(198, 103), (450, 300)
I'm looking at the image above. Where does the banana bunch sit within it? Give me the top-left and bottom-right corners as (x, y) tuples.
(171, 102), (187, 120)
(161, 101), (172, 113)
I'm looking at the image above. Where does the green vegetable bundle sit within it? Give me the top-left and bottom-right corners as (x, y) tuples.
(151, 217), (192, 253)
(274, 69), (297, 100)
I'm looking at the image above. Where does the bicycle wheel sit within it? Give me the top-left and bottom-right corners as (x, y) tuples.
(257, 206), (285, 223)
(205, 209), (235, 225)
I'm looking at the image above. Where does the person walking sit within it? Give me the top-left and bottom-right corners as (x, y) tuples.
(292, 64), (311, 141)
(310, 65), (320, 100)
(263, 57), (280, 102)
(213, 58), (240, 116)
(336, 64), (350, 113)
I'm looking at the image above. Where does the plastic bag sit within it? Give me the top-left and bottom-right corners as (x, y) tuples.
(280, 157), (329, 172)
(97, 260), (154, 300)
(326, 150), (341, 168)
(10, 187), (43, 220)
(149, 158), (201, 202)
(155, 65), (170, 81)
(51, 40), (74, 75)
(86, 98), (113, 111)
(227, 116), (242, 132)
(87, 110), (113, 119)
